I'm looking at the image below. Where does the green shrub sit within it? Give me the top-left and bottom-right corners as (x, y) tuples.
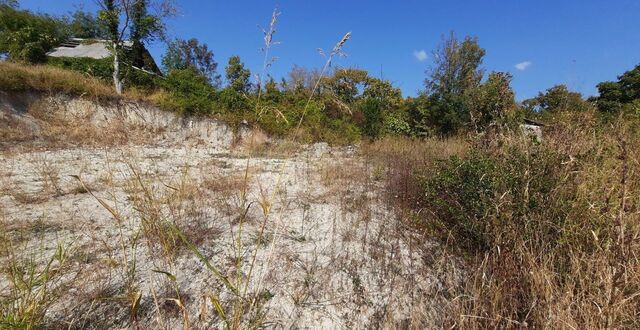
(47, 56), (113, 81)
(420, 152), (497, 251)
(216, 88), (251, 113)
(383, 110), (411, 136)
(359, 98), (384, 138)
(161, 68), (215, 114)
(0, 5), (69, 63)
(419, 141), (573, 254)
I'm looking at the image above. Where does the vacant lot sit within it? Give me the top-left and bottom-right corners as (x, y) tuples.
(0, 96), (456, 329)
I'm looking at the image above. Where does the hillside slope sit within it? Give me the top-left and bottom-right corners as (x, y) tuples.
(0, 91), (454, 328)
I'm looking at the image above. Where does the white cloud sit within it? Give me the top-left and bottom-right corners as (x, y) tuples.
(413, 50), (428, 61)
(515, 61), (532, 71)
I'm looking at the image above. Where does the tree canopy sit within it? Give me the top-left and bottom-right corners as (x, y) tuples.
(595, 64), (640, 114)
(162, 38), (220, 85)
(225, 55), (251, 93)
(0, 5), (69, 62)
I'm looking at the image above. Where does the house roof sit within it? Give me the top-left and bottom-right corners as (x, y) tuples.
(523, 118), (545, 127)
(46, 38), (132, 60)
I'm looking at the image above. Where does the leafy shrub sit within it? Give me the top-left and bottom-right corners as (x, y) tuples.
(216, 88), (250, 113)
(383, 110), (411, 136)
(419, 152), (497, 251)
(47, 56), (113, 81)
(403, 117), (640, 328)
(0, 5), (69, 63)
(160, 68), (215, 114)
(123, 66), (160, 91)
(359, 98), (384, 138)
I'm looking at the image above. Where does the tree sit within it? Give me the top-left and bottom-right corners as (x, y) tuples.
(225, 55), (251, 93)
(162, 38), (220, 85)
(129, 0), (163, 69)
(263, 75), (281, 102)
(96, 0), (127, 94)
(426, 32), (485, 96)
(363, 77), (403, 109)
(422, 32), (486, 135)
(468, 72), (516, 131)
(595, 64), (640, 113)
(69, 10), (105, 39)
(97, 0), (172, 94)
(360, 98), (384, 138)
(0, 5), (69, 62)
(322, 68), (369, 104)
(523, 85), (588, 113)
(285, 65), (321, 94)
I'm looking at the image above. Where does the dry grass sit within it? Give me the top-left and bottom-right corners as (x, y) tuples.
(361, 135), (468, 209)
(0, 61), (115, 98)
(374, 114), (640, 328)
(0, 96), (155, 151)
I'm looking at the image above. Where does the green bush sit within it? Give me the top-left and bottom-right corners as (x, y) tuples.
(0, 5), (69, 63)
(420, 153), (496, 251)
(359, 98), (384, 138)
(160, 68), (215, 114)
(419, 143), (568, 253)
(216, 88), (251, 113)
(383, 110), (411, 136)
(47, 56), (113, 81)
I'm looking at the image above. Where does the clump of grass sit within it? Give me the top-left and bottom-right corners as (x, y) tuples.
(0, 227), (73, 329)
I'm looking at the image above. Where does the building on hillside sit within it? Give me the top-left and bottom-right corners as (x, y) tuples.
(46, 38), (161, 75)
(520, 118), (545, 141)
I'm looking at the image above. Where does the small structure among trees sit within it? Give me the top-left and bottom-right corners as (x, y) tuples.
(520, 118), (544, 141)
(46, 38), (161, 74)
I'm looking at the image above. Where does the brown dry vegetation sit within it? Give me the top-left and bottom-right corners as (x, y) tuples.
(367, 113), (640, 328)
(0, 61), (115, 98)
(1, 98), (156, 151)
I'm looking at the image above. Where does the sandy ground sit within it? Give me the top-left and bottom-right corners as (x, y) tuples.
(0, 95), (456, 329)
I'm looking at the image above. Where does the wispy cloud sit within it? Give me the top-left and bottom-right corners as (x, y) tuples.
(515, 61), (532, 71)
(413, 50), (428, 62)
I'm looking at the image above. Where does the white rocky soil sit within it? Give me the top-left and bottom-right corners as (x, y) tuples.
(0, 94), (455, 329)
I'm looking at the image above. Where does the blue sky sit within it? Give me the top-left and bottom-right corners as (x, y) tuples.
(18, 0), (640, 100)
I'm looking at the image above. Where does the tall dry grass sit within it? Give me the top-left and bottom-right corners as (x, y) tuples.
(0, 61), (115, 98)
(373, 113), (640, 328)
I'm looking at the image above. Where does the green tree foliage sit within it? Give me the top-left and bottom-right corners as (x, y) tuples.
(0, 5), (69, 63)
(129, 0), (163, 69)
(469, 72), (516, 131)
(361, 77), (408, 136)
(161, 68), (215, 114)
(322, 68), (369, 104)
(263, 75), (281, 102)
(225, 55), (251, 93)
(595, 64), (640, 114)
(359, 98), (384, 138)
(162, 38), (220, 85)
(523, 84), (589, 113)
(405, 94), (432, 136)
(363, 77), (403, 109)
(97, 0), (171, 93)
(422, 32), (486, 136)
(69, 10), (105, 39)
